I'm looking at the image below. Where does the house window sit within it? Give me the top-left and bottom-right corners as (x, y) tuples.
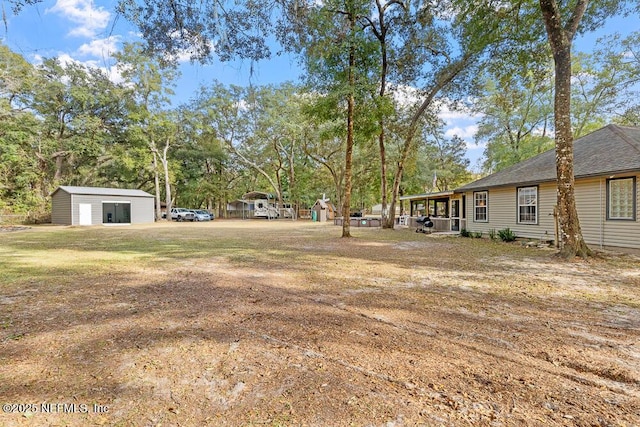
(474, 191), (488, 222)
(518, 186), (538, 224)
(608, 177), (636, 220)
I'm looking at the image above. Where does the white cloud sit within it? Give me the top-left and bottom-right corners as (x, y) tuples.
(56, 53), (80, 67)
(50, 53), (124, 85)
(77, 36), (121, 58)
(436, 99), (483, 121)
(389, 84), (421, 109)
(47, 0), (111, 38)
(444, 125), (478, 140)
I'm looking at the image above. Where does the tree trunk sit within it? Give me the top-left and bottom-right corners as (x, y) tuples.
(342, 15), (356, 238)
(379, 125), (389, 227)
(342, 91), (355, 236)
(375, 0), (391, 229)
(162, 141), (172, 221)
(152, 150), (162, 221)
(385, 53), (474, 229)
(552, 48), (591, 258)
(540, 0), (591, 258)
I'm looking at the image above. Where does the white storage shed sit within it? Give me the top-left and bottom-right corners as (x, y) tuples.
(51, 186), (154, 226)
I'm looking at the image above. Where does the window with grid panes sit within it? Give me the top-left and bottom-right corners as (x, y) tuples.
(474, 191), (488, 222)
(518, 186), (537, 224)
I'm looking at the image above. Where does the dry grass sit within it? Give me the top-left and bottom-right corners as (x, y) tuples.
(1, 220), (639, 426)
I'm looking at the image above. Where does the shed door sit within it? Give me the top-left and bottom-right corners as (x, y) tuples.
(78, 203), (92, 225)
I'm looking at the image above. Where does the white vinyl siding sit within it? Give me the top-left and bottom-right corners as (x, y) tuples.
(517, 186), (538, 224)
(461, 174), (640, 250)
(575, 176), (640, 249)
(463, 183), (556, 240)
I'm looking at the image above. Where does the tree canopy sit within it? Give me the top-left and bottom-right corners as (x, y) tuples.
(1, 0), (638, 243)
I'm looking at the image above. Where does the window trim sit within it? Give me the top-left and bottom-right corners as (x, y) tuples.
(607, 177), (636, 221)
(473, 191), (488, 223)
(517, 185), (538, 225)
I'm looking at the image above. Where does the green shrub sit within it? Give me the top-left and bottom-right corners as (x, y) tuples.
(473, 231), (483, 238)
(488, 229), (498, 240)
(460, 228), (471, 237)
(498, 228), (517, 242)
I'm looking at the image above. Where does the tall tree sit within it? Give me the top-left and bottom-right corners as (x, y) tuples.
(475, 30), (639, 173)
(302, 109), (347, 214)
(537, 0), (629, 258)
(384, 1), (507, 229)
(117, 0), (275, 63)
(427, 134), (471, 192)
(0, 44), (41, 215)
(571, 32), (640, 135)
(361, 0), (405, 228)
(191, 83), (289, 206)
(30, 58), (128, 194)
(615, 31), (640, 125)
(114, 43), (179, 220)
(173, 112), (230, 215)
(475, 70), (554, 173)
(287, 0), (378, 237)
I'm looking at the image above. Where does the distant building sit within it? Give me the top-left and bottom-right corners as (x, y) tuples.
(51, 186), (154, 226)
(311, 199), (337, 222)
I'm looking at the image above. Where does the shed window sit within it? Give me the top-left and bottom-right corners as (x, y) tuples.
(518, 186), (538, 224)
(474, 191), (488, 222)
(103, 202), (131, 224)
(608, 177), (636, 220)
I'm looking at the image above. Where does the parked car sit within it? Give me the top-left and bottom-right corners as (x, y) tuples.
(171, 208), (195, 222)
(190, 209), (212, 221)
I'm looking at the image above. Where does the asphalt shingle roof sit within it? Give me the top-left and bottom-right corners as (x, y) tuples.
(456, 124), (640, 192)
(53, 186), (154, 198)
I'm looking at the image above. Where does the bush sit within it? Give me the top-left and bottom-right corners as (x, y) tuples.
(498, 228), (517, 242)
(460, 228), (471, 237)
(488, 229), (498, 241)
(473, 232), (483, 238)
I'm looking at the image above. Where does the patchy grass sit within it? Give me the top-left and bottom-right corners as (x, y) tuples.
(1, 220), (639, 426)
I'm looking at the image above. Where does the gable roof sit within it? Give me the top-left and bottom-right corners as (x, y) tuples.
(312, 199), (336, 211)
(456, 124), (640, 192)
(52, 186), (154, 198)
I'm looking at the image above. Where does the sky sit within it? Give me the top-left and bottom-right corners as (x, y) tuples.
(2, 0), (638, 172)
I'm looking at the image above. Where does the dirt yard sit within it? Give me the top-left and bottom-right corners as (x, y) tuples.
(1, 220), (639, 426)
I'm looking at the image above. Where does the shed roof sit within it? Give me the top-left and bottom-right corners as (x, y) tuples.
(52, 186), (154, 198)
(456, 124), (640, 192)
(312, 199), (335, 210)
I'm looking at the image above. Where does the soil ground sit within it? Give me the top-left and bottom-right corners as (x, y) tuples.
(1, 220), (639, 426)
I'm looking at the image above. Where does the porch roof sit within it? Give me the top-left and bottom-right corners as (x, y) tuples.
(399, 191), (454, 202)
